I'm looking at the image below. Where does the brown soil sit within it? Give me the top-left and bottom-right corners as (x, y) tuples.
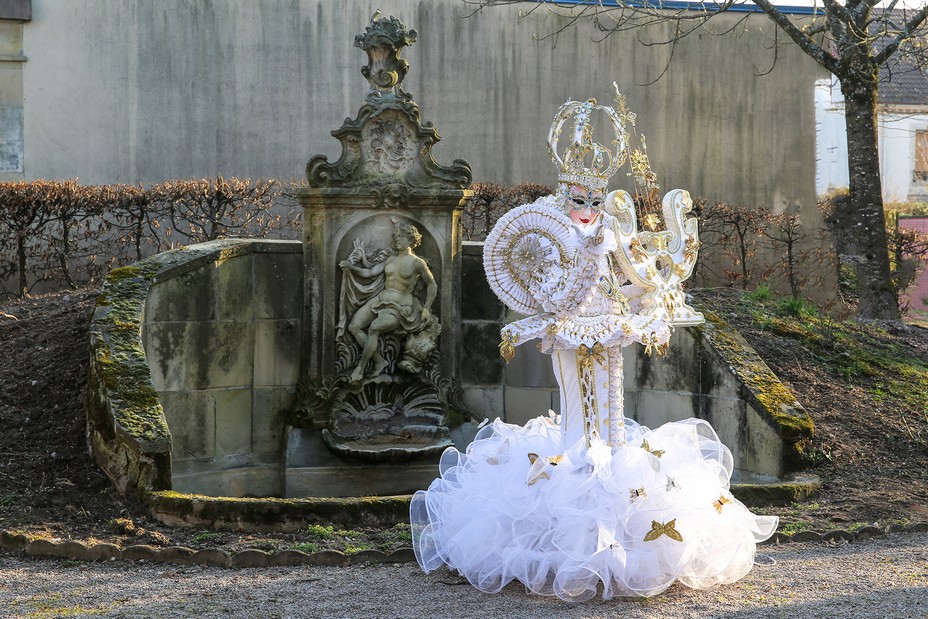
(0, 286), (926, 554)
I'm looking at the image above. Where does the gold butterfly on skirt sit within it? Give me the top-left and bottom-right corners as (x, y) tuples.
(644, 519), (684, 543)
(714, 495), (732, 513)
(640, 439), (665, 458)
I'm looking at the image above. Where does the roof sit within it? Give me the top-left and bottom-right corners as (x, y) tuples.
(880, 64), (928, 107)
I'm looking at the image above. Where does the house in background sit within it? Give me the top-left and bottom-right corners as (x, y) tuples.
(816, 65), (928, 203)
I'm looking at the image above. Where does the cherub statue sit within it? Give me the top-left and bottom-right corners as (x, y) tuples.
(339, 218), (439, 383)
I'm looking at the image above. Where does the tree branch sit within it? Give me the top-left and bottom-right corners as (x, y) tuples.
(751, 0), (839, 73)
(874, 5), (928, 66)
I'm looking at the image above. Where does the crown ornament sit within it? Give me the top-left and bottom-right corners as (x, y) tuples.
(547, 98), (627, 191)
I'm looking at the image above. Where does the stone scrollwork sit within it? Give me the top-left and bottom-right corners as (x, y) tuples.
(304, 13), (472, 189)
(373, 183), (409, 209)
(366, 119), (413, 174)
(337, 218), (441, 384)
(608, 189), (704, 326)
(355, 10), (418, 97)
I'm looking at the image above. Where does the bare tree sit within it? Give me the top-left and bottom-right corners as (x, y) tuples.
(467, 0), (928, 320)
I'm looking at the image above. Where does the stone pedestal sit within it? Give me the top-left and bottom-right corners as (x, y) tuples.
(287, 13), (472, 494)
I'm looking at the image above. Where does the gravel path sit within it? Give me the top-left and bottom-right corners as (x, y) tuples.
(0, 533), (926, 619)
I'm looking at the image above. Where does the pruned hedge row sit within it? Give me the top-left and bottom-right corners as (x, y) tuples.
(3, 179), (923, 309)
(0, 178), (297, 298)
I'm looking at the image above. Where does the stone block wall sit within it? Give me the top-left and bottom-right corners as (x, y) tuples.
(142, 241), (302, 497)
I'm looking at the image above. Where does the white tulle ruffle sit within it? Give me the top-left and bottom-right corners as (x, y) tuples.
(410, 416), (777, 601)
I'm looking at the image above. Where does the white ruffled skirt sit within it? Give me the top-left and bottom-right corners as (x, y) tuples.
(410, 416), (778, 600)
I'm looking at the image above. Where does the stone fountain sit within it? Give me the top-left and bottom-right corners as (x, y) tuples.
(284, 13), (474, 496)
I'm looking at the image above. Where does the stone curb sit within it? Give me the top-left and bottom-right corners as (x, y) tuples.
(2, 524), (926, 566)
(0, 530), (418, 567)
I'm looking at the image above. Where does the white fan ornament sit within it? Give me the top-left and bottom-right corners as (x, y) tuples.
(483, 197), (574, 316)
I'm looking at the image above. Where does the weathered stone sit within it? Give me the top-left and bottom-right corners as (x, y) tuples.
(25, 539), (58, 557)
(84, 542), (122, 561)
(159, 390), (216, 462)
(253, 319), (301, 387)
(906, 522), (928, 533)
(461, 245), (504, 321)
(171, 465), (281, 500)
(255, 251), (303, 319)
(504, 343), (555, 388)
(231, 549), (270, 567)
(635, 391), (697, 427)
(147, 269), (217, 323)
(460, 387), (502, 424)
(215, 254), (255, 321)
(155, 546), (196, 564)
(386, 548), (416, 562)
(214, 388), (252, 457)
(504, 388), (555, 426)
(460, 322), (504, 385)
(193, 548), (232, 567)
(252, 387), (294, 463)
(789, 531), (822, 542)
(186, 321), (254, 389)
(122, 544), (161, 561)
(285, 463), (438, 498)
(270, 550), (311, 566)
(635, 331), (700, 395)
(143, 322), (188, 392)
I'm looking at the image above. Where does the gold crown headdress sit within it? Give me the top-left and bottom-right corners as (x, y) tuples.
(547, 98), (627, 191)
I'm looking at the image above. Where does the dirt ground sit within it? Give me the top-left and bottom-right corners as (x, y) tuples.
(0, 286), (926, 554)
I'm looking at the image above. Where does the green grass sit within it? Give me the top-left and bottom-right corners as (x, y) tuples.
(747, 284), (772, 302)
(190, 531), (224, 545)
(729, 289), (928, 446)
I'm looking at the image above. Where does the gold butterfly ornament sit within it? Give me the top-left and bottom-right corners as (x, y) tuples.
(644, 519), (684, 542)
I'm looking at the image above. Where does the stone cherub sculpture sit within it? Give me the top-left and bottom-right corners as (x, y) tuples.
(338, 218), (440, 383)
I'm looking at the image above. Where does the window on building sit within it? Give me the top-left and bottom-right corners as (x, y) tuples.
(916, 130), (928, 183)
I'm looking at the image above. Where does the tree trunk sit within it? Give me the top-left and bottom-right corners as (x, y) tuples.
(840, 73), (900, 320)
(16, 232), (27, 299)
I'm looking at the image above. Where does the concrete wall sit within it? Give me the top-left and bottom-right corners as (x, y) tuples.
(14, 0), (824, 214)
(142, 240), (302, 496)
(0, 18), (25, 176)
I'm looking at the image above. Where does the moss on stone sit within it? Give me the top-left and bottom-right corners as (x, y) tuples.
(145, 490), (415, 531)
(91, 258), (171, 450)
(699, 309), (815, 469)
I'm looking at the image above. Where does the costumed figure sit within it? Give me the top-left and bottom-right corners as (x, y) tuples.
(410, 88), (777, 600)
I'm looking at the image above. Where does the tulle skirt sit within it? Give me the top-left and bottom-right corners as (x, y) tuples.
(410, 416), (778, 601)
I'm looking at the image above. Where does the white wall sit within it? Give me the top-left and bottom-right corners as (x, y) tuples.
(815, 75), (928, 202)
(880, 113), (928, 203)
(815, 77), (849, 195)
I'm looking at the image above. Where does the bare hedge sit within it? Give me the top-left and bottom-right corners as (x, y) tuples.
(0, 178), (297, 299)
